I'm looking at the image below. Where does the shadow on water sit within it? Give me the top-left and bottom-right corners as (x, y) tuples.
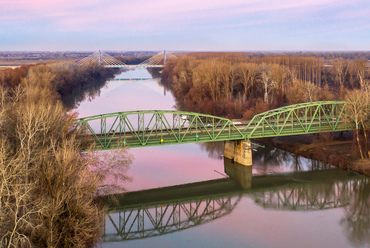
(102, 158), (369, 245)
(62, 77), (108, 109)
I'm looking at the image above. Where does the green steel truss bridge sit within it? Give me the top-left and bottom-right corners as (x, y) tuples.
(103, 170), (363, 242)
(77, 101), (350, 150)
(77, 50), (177, 68)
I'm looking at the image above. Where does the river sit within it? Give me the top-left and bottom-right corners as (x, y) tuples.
(76, 68), (370, 248)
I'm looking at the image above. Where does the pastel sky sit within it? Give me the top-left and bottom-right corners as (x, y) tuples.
(1, 0), (370, 51)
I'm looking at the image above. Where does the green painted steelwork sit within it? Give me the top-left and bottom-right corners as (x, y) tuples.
(77, 101), (349, 150)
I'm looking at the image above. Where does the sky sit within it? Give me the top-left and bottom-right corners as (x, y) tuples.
(1, 0), (370, 51)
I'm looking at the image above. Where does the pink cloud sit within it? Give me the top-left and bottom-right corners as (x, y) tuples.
(0, 0), (368, 32)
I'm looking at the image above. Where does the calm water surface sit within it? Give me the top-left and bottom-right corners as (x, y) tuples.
(76, 69), (370, 248)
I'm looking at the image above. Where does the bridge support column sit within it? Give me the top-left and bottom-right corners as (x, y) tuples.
(224, 140), (252, 166)
(163, 50), (167, 66)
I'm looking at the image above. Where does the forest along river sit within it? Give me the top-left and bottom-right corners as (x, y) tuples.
(76, 69), (370, 248)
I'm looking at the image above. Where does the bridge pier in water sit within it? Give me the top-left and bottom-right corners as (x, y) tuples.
(224, 140), (252, 166)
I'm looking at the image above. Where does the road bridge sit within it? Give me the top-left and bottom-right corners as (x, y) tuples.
(77, 50), (176, 68)
(78, 101), (350, 165)
(0, 65), (21, 70)
(102, 166), (362, 242)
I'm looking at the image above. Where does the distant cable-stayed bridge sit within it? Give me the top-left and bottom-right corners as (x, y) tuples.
(77, 50), (177, 68)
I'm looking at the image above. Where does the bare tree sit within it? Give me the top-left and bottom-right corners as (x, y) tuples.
(353, 59), (369, 91)
(345, 90), (370, 158)
(0, 65), (131, 247)
(237, 63), (259, 100)
(331, 58), (349, 87)
(261, 63), (273, 104)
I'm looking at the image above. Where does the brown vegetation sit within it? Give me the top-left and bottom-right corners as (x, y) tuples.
(162, 53), (370, 169)
(0, 62), (116, 110)
(162, 55), (356, 118)
(0, 64), (129, 247)
(49, 62), (116, 109)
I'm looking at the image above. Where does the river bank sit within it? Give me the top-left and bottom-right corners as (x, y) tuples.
(259, 132), (370, 176)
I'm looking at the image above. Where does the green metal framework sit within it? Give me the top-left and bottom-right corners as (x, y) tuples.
(77, 101), (349, 150)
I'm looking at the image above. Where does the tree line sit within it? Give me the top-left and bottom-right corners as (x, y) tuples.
(0, 62), (116, 109)
(161, 53), (370, 158)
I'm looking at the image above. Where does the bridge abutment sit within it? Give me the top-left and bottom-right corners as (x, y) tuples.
(224, 140), (252, 166)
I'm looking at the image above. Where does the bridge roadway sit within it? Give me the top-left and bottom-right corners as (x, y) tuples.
(102, 167), (362, 242)
(103, 65), (163, 68)
(77, 50), (177, 69)
(78, 101), (349, 150)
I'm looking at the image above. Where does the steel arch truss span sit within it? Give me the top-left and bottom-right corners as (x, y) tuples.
(244, 101), (348, 138)
(77, 101), (350, 150)
(77, 110), (245, 150)
(104, 195), (240, 242)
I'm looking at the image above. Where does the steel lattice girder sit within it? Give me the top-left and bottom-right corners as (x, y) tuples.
(77, 110), (245, 150)
(77, 101), (350, 150)
(243, 101), (348, 138)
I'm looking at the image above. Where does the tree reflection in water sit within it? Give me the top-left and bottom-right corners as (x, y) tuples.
(61, 76), (111, 110)
(341, 177), (370, 247)
(198, 142), (224, 160)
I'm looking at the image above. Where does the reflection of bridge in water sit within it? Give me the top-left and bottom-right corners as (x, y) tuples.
(103, 161), (363, 242)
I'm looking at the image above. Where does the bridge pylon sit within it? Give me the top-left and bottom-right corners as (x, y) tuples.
(163, 50), (167, 66)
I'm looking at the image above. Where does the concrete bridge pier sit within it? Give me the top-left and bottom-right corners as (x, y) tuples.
(224, 140), (252, 166)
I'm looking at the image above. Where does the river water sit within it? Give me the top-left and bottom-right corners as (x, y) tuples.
(76, 69), (370, 248)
